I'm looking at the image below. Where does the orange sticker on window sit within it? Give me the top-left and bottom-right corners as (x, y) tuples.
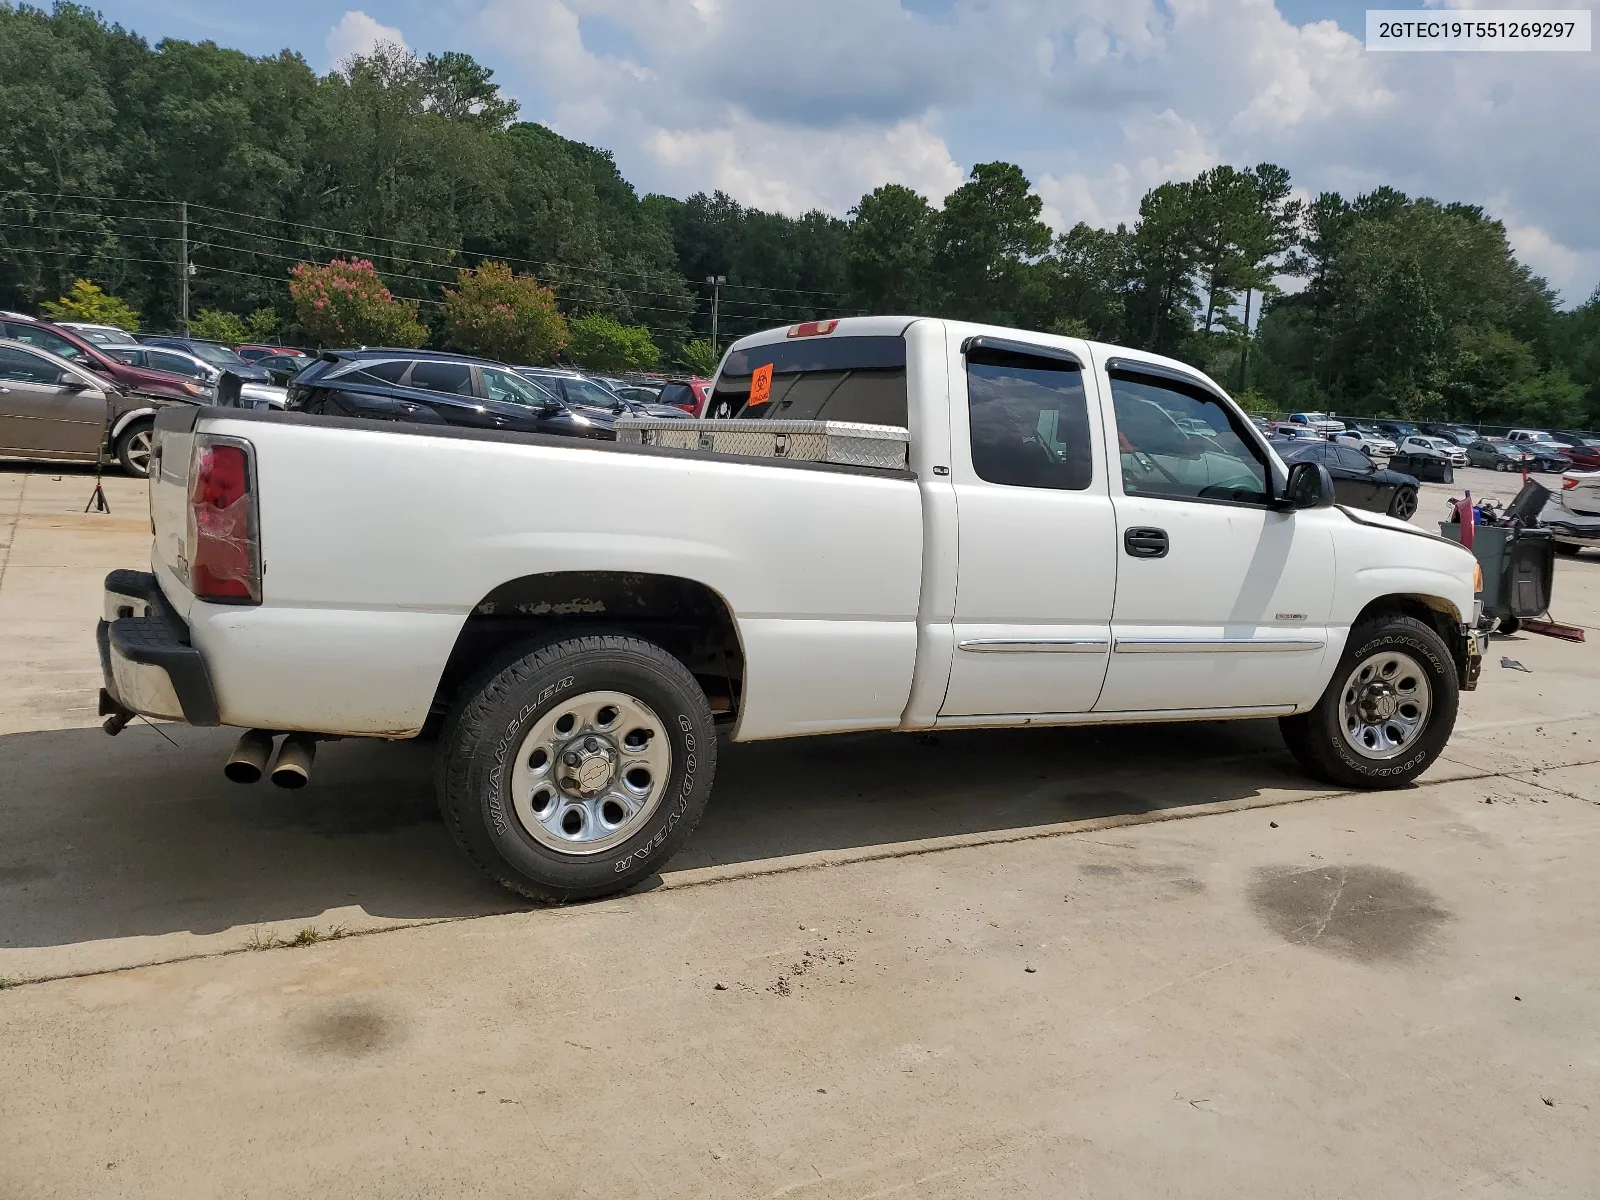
(748, 363), (773, 407)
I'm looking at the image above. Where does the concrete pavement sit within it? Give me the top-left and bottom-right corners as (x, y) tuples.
(2, 459), (1599, 1197)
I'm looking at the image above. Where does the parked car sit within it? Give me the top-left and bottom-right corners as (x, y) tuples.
(1512, 442), (1572, 472)
(516, 368), (642, 417)
(1373, 420), (1418, 440)
(1557, 441), (1600, 471)
(1332, 427), (1397, 457)
(0, 314), (212, 405)
(1419, 422), (1477, 444)
(1398, 434), (1468, 468)
(253, 354), (310, 386)
(1286, 411), (1345, 436)
(137, 335), (270, 383)
(1464, 440), (1537, 472)
(235, 344), (308, 363)
(1506, 428), (1553, 444)
(57, 321), (141, 348)
(286, 350), (615, 440)
(589, 377), (693, 420)
(100, 316), (1485, 903)
(1278, 440), (1420, 519)
(0, 338), (184, 475)
(1542, 470), (1600, 555)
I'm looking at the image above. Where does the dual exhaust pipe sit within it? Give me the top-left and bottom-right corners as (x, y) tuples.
(225, 730), (317, 788)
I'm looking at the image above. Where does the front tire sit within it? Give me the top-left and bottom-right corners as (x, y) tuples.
(115, 420), (154, 477)
(1387, 485), (1419, 521)
(1279, 613), (1459, 789)
(437, 634), (716, 902)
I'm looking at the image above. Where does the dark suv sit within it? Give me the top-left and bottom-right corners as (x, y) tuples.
(285, 350), (616, 440)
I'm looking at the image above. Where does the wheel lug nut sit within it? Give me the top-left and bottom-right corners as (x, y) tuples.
(584, 737), (598, 751)
(564, 752), (580, 766)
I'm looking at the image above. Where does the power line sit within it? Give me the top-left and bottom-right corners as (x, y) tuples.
(3, 189), (859, 303)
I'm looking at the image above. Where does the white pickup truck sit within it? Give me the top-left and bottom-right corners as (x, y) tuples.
(98, 317), (1485, 900)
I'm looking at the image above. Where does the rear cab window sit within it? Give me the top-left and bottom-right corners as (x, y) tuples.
(710, 335), (907, 426)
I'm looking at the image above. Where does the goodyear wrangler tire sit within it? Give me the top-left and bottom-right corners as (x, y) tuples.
(1278, 613), (1459, 790)
(437, 634), (716, 902)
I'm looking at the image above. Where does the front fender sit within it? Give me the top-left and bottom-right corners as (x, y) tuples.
(110, 406), (159, 441)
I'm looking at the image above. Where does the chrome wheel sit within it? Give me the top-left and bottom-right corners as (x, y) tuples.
(122, 428), (153, 475)
(1389, 488), (1417, 520)
(508, 690), (671, 855)
(1339, 650), (1432, 761)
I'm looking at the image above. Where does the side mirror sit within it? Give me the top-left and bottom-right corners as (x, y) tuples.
(1284, 461), (1335, 509)
(56, 371), (90, 391)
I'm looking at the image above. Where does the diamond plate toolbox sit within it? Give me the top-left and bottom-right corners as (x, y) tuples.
(613, 417), (909, 471)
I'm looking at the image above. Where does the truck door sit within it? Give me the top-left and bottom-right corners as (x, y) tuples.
(940, 337), (1116, 717)
(1094, 359), (1333, 713)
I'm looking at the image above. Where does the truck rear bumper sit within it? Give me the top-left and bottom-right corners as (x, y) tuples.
(98, 569), (220, 727)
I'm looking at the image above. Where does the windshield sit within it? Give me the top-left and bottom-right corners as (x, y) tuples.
(188, 343), (248, 367)
(562, 376), (622, 409)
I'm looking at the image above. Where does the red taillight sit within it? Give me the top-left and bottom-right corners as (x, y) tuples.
(787, 319), (838, 338)
(188, 438), (261, 604)
(1564, 477), (1579, 489)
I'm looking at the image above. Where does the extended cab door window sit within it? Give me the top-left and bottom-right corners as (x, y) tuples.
(968, 348), (1094, 491)
(940, 340), (1115, 719)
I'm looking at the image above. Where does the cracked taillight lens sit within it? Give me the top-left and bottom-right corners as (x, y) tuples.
(187, 436), (261, 604)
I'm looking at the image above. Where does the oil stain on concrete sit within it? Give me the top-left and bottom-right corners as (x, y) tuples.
(1248, 864), (1453, 964)
(295, 1003), (402, 1057)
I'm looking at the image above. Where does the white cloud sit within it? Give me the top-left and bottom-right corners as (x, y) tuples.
(325, 10), (408, 69)
(455, 0), (1598, 302)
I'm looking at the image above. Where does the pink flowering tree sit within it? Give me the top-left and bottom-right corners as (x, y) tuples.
(289, 258), (426, 348)
(441, 261), (568, 365)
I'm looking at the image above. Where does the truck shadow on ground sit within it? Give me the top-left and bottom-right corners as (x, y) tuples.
(0, 718), (1308, 950)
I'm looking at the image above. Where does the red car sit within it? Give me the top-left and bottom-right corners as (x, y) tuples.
(0, 315), (212, 403)
(236, 344), (309, 363)
(1562, 444), (1600, 470)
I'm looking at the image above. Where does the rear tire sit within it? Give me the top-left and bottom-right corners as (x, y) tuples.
(1555, 542), (1582, 556)
(1387, 486), (1418, 521)
(1279, 613), (1458, 789)
(436, 633), (716, 902)
(114, 419), (154, 477)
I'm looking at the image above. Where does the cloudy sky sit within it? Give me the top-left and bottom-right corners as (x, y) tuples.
(93, 0), (1597, 303)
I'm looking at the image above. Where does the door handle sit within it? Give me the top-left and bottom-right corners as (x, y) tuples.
(1124, 527), (1168, 559)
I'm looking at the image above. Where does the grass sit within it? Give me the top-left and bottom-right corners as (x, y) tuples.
(245, 924), (350, 951)
(0, 976), (18, 990)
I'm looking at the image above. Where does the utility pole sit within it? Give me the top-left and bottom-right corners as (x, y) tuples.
(179, 200), (190, 335)
(705, 275), (726, 355)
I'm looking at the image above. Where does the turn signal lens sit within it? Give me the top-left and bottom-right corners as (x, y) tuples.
(1473, 563), (1483, 593)
(187, 437), (261, 604)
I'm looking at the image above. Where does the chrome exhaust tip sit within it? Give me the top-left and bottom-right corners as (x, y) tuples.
(224, 729), (275, 784)
(269, 733), (317, 789)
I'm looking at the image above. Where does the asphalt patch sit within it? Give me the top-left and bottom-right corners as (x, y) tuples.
(1248, 863), (1453, 964)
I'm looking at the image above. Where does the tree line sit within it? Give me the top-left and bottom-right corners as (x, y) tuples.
(2, 2), (1596, 424)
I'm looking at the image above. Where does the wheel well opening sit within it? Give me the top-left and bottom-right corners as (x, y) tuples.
(430, 572), (744, 728)
(1355, 593), (1465, 674)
